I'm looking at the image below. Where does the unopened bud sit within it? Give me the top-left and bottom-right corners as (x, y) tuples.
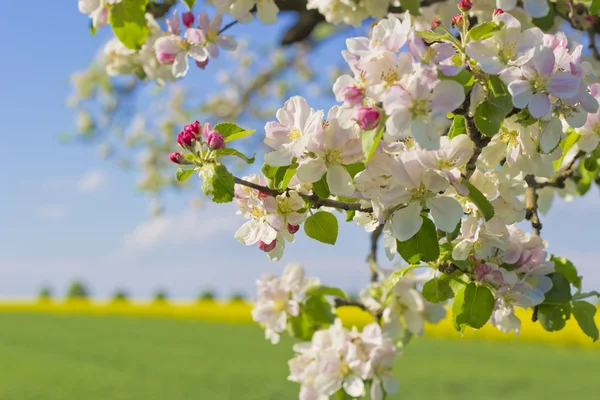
(451, 14), (464, 26)
(184, 120), (200, 136)
(353, 106), (381, 131)
(207, 131), (225, 149)
(177, 131), (195, 148)
(431, 18), (441, 29)
(458, 0), (472, 12)
(258, 239), (277, 252)
(196, 59), (209, 69)
(157, 52), (176, 65)
(287, 224), (300, 234)
(169, 152), (184, 164)
(182, 11), (194, 28)
(341, 86), (363, 106)
(493, 8), (504, 17)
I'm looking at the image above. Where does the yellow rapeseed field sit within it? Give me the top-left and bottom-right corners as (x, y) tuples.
(1, 299), (598, 348)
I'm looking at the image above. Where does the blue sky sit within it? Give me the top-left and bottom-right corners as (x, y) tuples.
(0, 2), (599, 300)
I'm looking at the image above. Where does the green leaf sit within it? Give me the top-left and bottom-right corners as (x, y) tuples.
(212, 123), (255, 142)
(584, 157), (598, 171)
(305, 286), (348, 299)
(592, 0), (600, 16)
(303, 295), (336, 325)
(416, 30), (450, 42)
(362, 126), (384, 163)
(182, 0), (196, 9)
(312, 176), (330, 198)
(463, 180), (495, 221)
(532, 8), (555, 30)
(572, 301), (599, 342)
(213, 148), (255, 164)
(474, 101), (504, 137)
(304, 211), (338, 245)
(278, 163), (297, 190)
(345, 162), (365, 178)
(109, 0), (149, 50)
(400, 0), (421, 15)
(422, 277), (455, 303)
(467, 21), (504, 41)
(448, 115), (466, 139)
(175, 168), (195, 183)
(553, 130), (579, 170)
(543, 273), (572, 305)
(198, 163), (234, 203)
(440, 70), (474, 95)
(345, 210), (355, 222)
(486, 76), (513, 114)
(538, 303), (571, 332)
(551, 256), (580, 289)
(452, 283), (495, 332)
(396, 216), (440, 264)
(384, 265), (420, 292)
(287, 313), (313, 340)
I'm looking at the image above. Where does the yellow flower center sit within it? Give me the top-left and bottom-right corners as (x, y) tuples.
(410, 183), (434, 204)
(324, 149), (343, 166)
(381, 68), (400, 88)
(339, 362), (350, 376)
(498, 43), (517, 64)
(273, 298), (287, 312)
(410, 99), (430, 118)
(288, 128), (302, 141)
(499, 127), (519, 146)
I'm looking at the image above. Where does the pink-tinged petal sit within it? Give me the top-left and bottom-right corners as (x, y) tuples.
(466, 39), (504, 74)
(495, 12), (521, 29)
(154, 36), (181, 54)
(198, 11), (210, 32)
(507, 80), (532, 108)
(528, 93), (551, 118)
(382, 86), (410, 114)
(547, 72), (580, 99)
(345, 37), (370, 56)
(432, 43), (456, 62)
(185, 28), (205, 45)
(385, 109), (411, 136)
(205, 43), (219, 59)
(264, 121), (290, 149)
(216, 35), (237, 50)
(533, 47), (555, 76)
(391, 153), (422, 189)
(211, 13), (223, 32)
(407, 31), (426, 61)
(579, 90), (599, 114)
(431, 80), (465, 114)
(539, 119), (563, 153)
(390, 202), (423, 241)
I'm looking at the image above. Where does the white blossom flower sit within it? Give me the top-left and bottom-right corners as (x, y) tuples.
(78, 0), (121, 28)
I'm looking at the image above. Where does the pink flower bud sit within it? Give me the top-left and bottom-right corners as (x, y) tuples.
(287, 224), (300, 234)
(257, 191), (269, 199)
(341, 86), (363, 106)
(207, 132), (225, 149)
(458, 0), (472, 12)
(585, 15), (595, 24)
(431, 18), (441, 29)
(184, 121), (200, 136)
(258, 239), (276, 252)
(196, 59), (209, 69)
(182, 11), (194, 28)
(169, 152), (184, 164)
(451, 14), (464, 26)
(177, 131), (195, 148)
(493, 8), (504, 17)
(353, 106), (381, 131)
(474, 264), (492, 280)
(157, 52), (176, 65)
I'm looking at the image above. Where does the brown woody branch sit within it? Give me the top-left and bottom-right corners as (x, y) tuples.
(232, 177), (373, 212)
(367, 224), (384, 282)
(333, 297), (368, 311)
(525, 174), (542, 236)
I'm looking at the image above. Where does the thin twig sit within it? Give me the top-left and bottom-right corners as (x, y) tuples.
(333, 298), (368, 311)
(525, 174), (542, 236)
(533, 151), (585, 189)
(218, 20), (239, 35)
(367, 225), (384, 282)
(232, 177), (373, 212)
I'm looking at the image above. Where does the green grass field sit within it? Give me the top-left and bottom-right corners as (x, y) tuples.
(0, 312), (598, 400)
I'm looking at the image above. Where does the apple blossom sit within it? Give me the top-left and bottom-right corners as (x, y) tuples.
(197, 12), (238, 59)
(78, 0), (122, 29)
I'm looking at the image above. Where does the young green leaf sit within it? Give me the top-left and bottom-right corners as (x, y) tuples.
(572, 301), (599, 342)
(109, 0), (149, 50)
(474, 101), (504, 137)
(592, 0), (600, 15)
(553, 130), (579, 170)
(452, 283), (495, 332)
(304, 211), (338, 245)
(303, 295), (336, 325)
(463, 180), (495, 221)
(305, 285), (348, 299)
(543, 273), (572, 305)
(384, 265), (420, 292)
(467, 21), (504, 41)
(345, 210), (355, 222)
(199, 163), (235, 203)
(183, 0), (196, 9)
(486, 76), (513, 114)
(538, 303), (571, 332)
(448, 115), (466, 139)
(212, 123), (255, 142)
(422, 277), (455, 303)
(362, 125), (384, 163)
(416, 31), (450, 42)
(277, 163), (298, 190)
(396, 216), (440, 264)
(345, 162), (365, 178)
(175, 168), (195, 183)
(213, 148), (255, 164)
(439, 69), (474, 95)
(312, 176), (331, 198)
(550, 256), (581, 289)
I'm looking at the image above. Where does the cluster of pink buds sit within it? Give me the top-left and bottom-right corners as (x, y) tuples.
(170, 120), (226, 164)
(458, 0), (472, 12)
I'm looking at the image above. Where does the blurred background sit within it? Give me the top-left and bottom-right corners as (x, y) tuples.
(0, 1), (599, 399)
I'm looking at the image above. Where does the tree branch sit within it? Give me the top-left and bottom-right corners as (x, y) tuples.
(367, 224), (384, 282)
(333, 297), (368, 311)
(232, 177), (373, 212)
(524, 174), (542, 236)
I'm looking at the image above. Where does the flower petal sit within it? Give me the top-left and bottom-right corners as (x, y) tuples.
(426, 196), (463, 232)
(390, 202), (423, 241)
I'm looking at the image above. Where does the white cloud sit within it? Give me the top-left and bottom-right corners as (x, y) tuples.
(77, 170), (108, 193)
(122, 206), (240, 253)
(35, 205), (68, 219)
